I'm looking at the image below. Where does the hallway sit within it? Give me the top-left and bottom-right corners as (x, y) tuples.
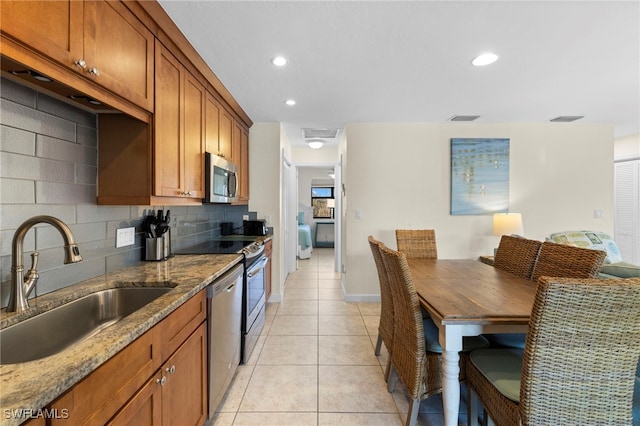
(210, 248), (470, 425)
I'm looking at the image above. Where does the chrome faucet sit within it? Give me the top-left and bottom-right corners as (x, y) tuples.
(8, 215), (83, 313)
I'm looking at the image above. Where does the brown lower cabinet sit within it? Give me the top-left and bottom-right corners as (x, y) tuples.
(108, 323), (207, 426)
(47, 291), (207, 426)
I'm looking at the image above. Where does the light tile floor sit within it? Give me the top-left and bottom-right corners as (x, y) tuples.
(209, 248), (471, 426)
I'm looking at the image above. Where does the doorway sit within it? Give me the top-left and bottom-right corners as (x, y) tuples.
(295, 165), (341, 273)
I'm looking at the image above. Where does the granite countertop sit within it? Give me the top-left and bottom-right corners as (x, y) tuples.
(0, 253), (243, 426)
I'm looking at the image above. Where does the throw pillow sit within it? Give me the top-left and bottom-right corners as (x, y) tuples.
(548, 231), (622, 264)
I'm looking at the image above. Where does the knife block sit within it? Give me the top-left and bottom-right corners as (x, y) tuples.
(145, 230), (172, 261)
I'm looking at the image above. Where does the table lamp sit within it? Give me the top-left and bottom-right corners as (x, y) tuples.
(492, 213), (524, 255)
(493, 212), (524, 236)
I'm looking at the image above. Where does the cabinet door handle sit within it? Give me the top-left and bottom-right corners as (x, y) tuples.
(74, 59), (86, 69)
(166, 365), (176, 375)
(87, 67), (100, 76)
(156, 376), (167, 386)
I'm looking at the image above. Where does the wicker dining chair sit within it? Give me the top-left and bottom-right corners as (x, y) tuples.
(484, 236), (542, 349)
(493, 235), (542, 280)
(530, 241), (606, 282)
(368, 236), (394, 382)
(466, 276), (640, 426)
(378, 244), (489, 426)
(395, 229), (438, 259)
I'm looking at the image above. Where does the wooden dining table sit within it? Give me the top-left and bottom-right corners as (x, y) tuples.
(407, 258), (537, 426)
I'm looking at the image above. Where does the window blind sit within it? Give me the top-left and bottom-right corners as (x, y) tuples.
(615, 160), (640, 264)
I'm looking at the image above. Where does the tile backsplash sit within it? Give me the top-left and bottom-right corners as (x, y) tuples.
(0, 77), (250, 308)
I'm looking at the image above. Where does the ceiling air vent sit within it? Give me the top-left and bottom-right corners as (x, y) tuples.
(448, 115), (480, 122)
(302, 128), (340, 139)
(550, 116), (584, 122)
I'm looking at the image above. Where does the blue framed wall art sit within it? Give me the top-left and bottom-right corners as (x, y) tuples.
(450, 138), (510, 215)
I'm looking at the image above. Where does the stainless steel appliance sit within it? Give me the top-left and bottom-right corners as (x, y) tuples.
(173, 238), (268, 364)
(242, 247), (268, 363)
(207, 263), (243, 417)
(205, 153), (238, 203)
(243, 219), (267, 236)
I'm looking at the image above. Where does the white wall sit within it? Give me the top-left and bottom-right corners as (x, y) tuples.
(343, 122), (615, 298)
(615, 133), (640, 160)
(248, 123), (282, 299)
(292, 145), (338, 164)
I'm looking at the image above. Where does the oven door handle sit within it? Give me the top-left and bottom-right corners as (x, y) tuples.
(247, 257), (269, 277)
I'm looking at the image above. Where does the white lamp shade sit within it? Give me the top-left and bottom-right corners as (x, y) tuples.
(493, 213), (524, 236)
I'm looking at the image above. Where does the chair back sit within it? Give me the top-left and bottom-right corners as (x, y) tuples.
(378, 244), (426, 398)
(368, 236), (394, 353)
(520, 277), (640, 424)
(531, 241), (606, 282)
(395, 229), (438, 259)
(493, 235), (542, 279)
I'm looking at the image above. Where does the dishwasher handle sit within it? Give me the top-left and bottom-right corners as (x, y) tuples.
(207, 263), (243, 298)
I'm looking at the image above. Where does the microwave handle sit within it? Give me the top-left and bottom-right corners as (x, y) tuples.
(229, 172), (237, 197)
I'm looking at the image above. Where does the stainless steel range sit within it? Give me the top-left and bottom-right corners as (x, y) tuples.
(242, 244), (268, 363)
(174, 238), (268, 364)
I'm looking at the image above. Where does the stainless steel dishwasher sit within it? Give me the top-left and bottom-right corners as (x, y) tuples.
(207, 262), (243, 417)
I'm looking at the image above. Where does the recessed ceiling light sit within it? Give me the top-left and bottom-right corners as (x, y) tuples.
(285, 99), (296, 106)
(272, 56), (287, 66)
(472, 52), (499, 66)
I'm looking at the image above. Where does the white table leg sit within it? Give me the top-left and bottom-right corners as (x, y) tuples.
(442, 349), (460, 426)
(440, 325), (463, 426)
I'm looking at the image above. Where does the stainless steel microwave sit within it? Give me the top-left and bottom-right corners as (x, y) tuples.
(205, 153), (238, 203)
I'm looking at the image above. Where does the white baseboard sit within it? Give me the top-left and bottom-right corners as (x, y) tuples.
(342, 294), (381, 303)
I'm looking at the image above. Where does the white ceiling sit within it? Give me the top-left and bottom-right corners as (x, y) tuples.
(158, 1), (640, 148)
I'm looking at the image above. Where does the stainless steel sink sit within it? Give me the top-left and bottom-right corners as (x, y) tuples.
(0, 287), (172, 365)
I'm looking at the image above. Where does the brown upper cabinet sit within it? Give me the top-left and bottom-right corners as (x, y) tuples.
(0, 0), (154, 112)
(97, 46), (205, 206)
(233, 122), (250, 204)
(154, 41), (204, 201)
(205, 93), (233, 160)
(3, 0), (252, 206)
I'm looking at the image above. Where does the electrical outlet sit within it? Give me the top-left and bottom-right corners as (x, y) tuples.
(594, 209), (605, 219)
(243, 214), (249, 221)
(116, 227), (135, 248)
